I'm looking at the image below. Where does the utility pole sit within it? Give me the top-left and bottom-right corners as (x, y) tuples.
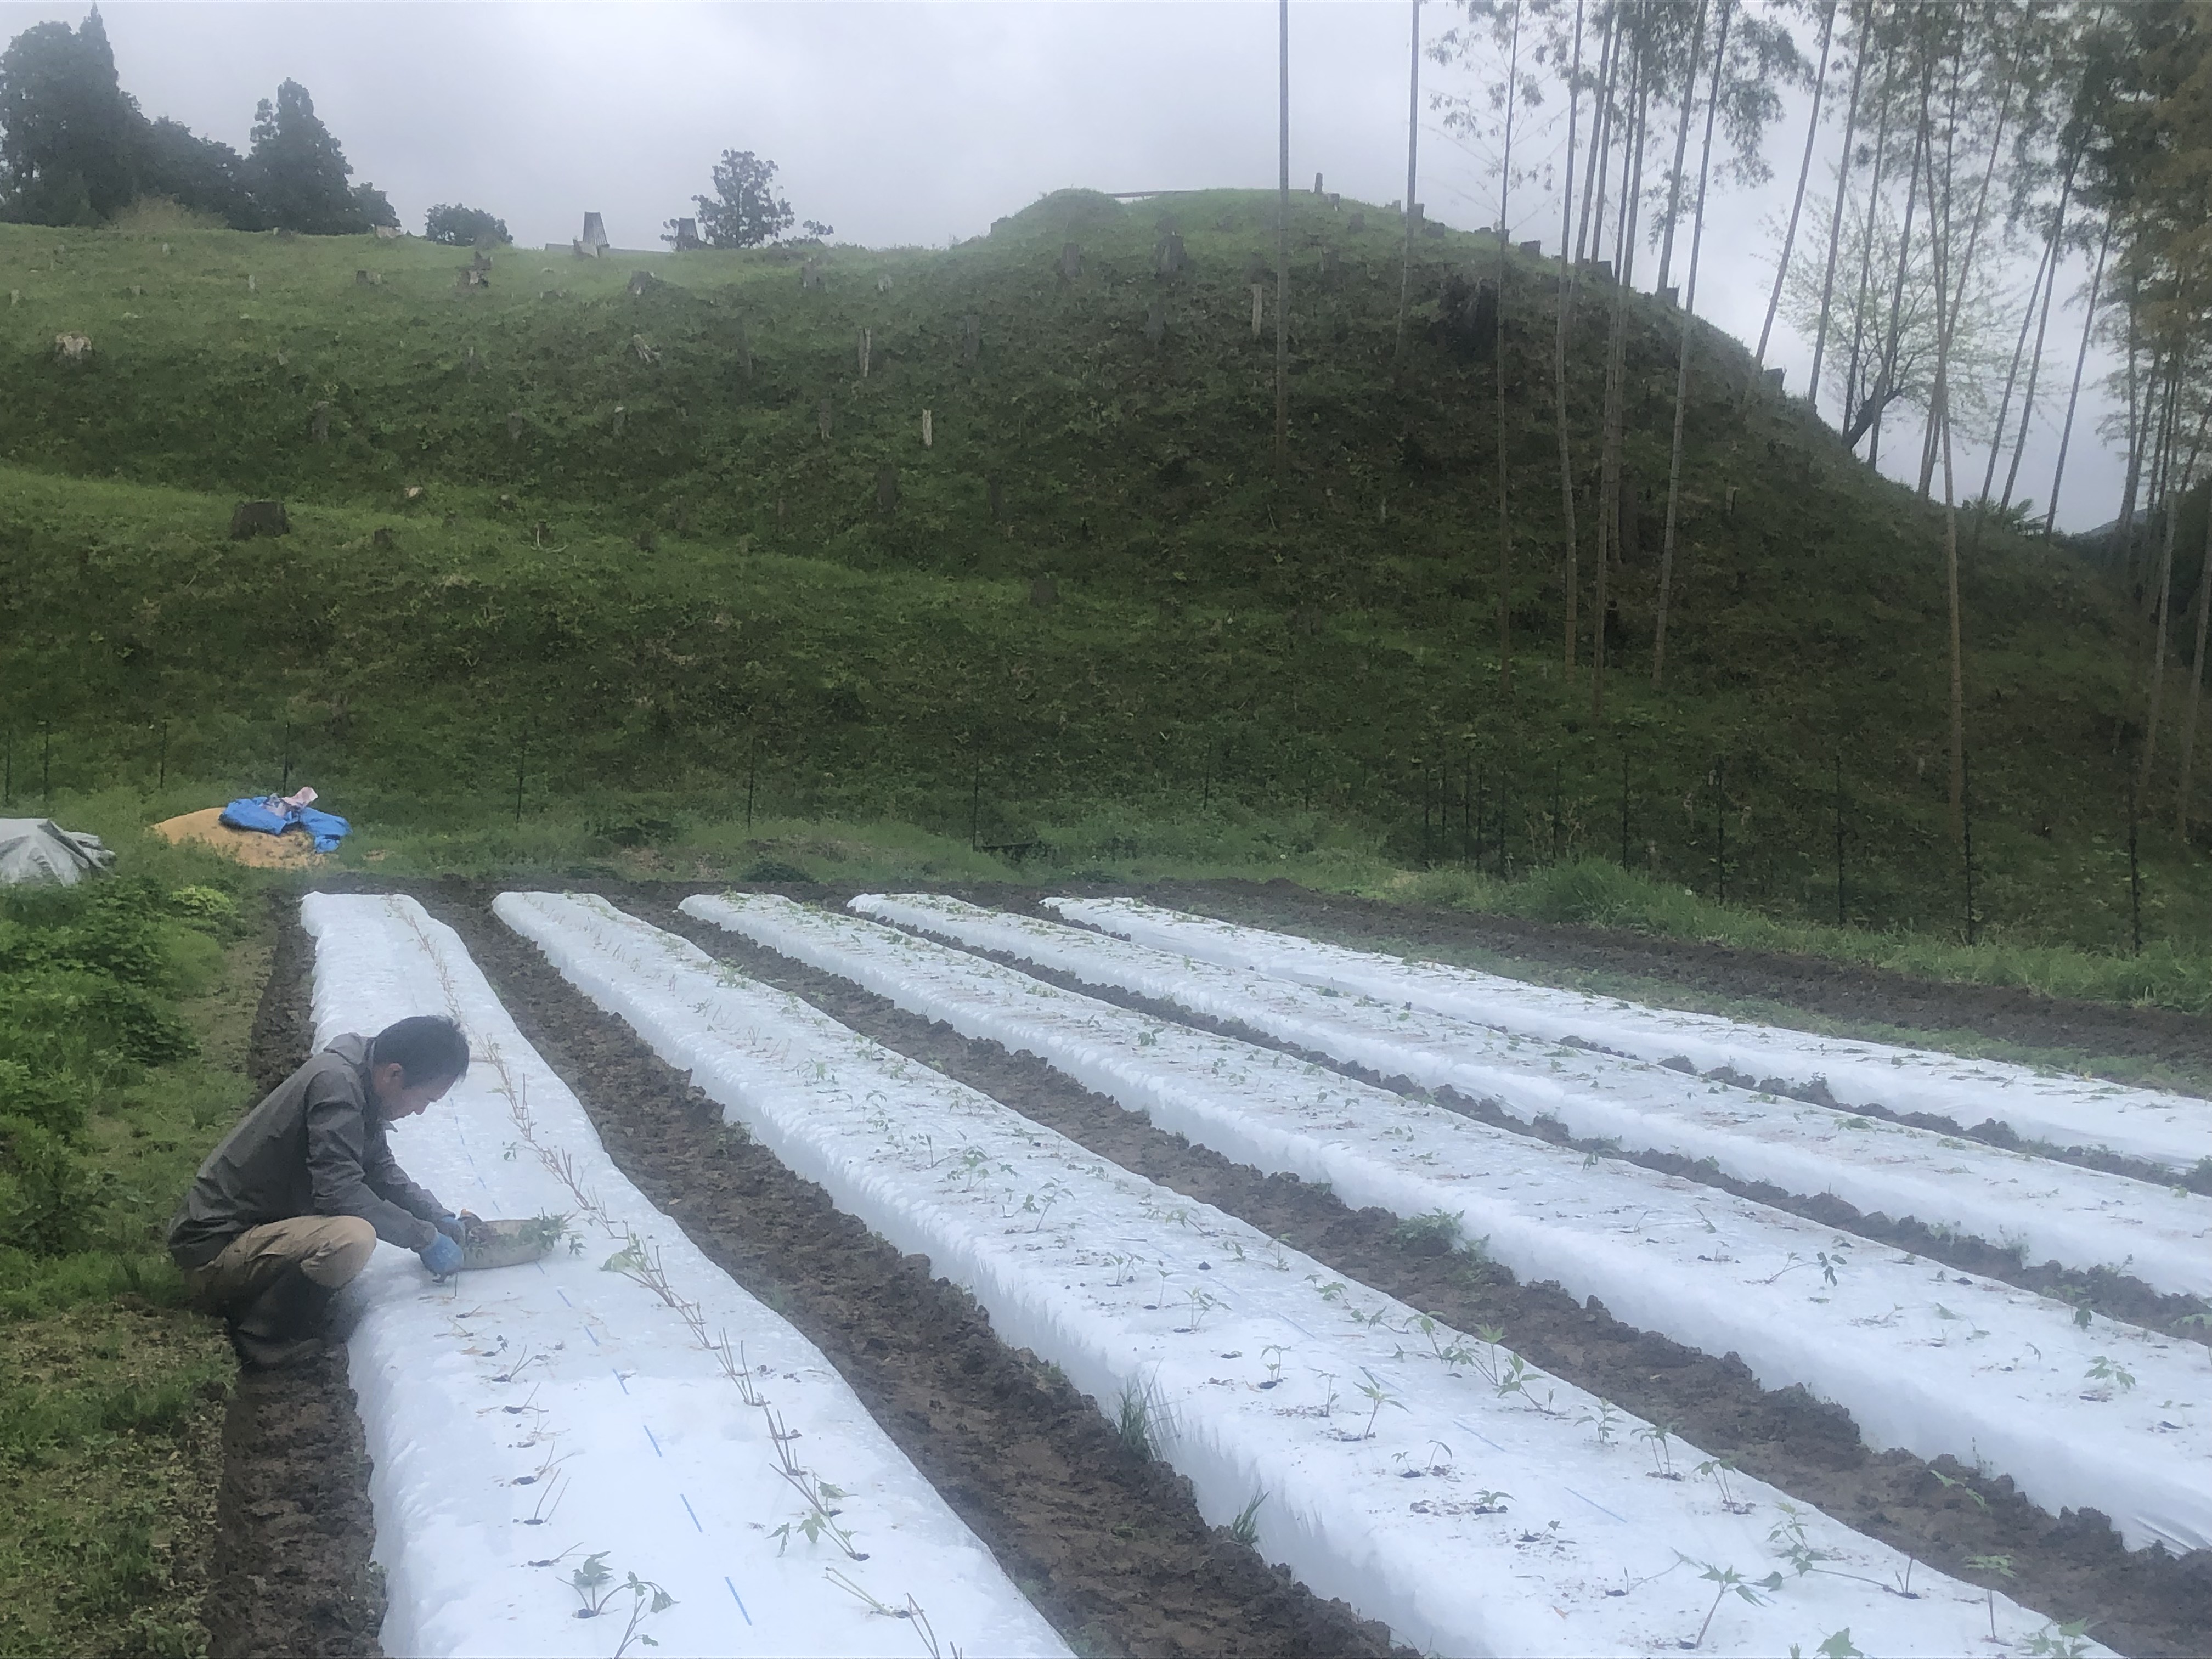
(1276, 0), (1291, 477)
(1394, 0), (1420, 362)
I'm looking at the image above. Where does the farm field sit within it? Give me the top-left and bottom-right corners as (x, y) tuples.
(197, 877), (2212, 1656)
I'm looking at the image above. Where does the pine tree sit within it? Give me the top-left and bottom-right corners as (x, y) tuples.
(0, 6), (139, 224)
(244, 79), (366, 234)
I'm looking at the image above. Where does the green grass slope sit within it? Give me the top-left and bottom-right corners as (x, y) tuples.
(0, 187), (2191, 950)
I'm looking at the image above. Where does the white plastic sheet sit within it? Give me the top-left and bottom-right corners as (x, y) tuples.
(686, 892), (2212, 1556)
(301, 893), (1069, 1659)
(502, 889), (2102, 1659)
(860, 895), (2212, 1301)
(1049, 898), (2212, 1175)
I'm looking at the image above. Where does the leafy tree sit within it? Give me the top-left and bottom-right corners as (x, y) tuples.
(0, 7), (140, 225)
(689, 149), (797, 247)
(425, 202), (510, 246)
(135, 115), (248, 224)
(242, 78), (367, 234)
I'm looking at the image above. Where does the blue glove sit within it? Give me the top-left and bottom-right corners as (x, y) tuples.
(433, 1214), (467, 1245)
(421, 1233), (464, 1277)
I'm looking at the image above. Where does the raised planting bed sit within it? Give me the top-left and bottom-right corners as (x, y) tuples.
(1057, 899), (2212, 1177)
(679, 892), (2212, 1558)
(301, 893), (1070, 1658)
(855, 895), (2212, 1302)
(498, 889), (2100, 1658)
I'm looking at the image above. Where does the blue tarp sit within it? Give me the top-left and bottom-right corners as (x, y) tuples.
(221, 795), (351, 853)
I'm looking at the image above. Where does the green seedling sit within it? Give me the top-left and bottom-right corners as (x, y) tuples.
(1694, 1454), (1752, 1514)
(1787, 1632), (1865, 1659)
(2024, 1620), (2096, 1657)
(1929, 1468), (1988, 1511)
(1229, 1488), (1269, 1547)
(562, 1554), (675, 1658)
(1467, 1489), (1511, 1513)
(1580, 1402), (1623, 1448)
(1965, 1554), (2016, 1643)
(1680, 1560), (1784, 1651)
(2085, 1355), (2137, 1392)
(1352, 1369), (1407, 1440)
(1311, 1278), (1348, 1304)
(1316, 1372), (1340, 1418)
(1640, 1419), (1681, 1480)
(1259, 1345), (1286, 1389)
(1178, 1287), (1222, 1332)
(1115, 1377), (1167, 1459)
(1389, 1209), (1465, 1253)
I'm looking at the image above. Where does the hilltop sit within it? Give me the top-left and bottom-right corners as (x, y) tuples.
(0, 187), (2187, 949)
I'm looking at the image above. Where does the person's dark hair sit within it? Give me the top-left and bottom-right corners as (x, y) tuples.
(369, 1015), (471, 1086)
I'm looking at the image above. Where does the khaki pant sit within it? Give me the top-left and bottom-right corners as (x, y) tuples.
(182, 1215), (377, 1312)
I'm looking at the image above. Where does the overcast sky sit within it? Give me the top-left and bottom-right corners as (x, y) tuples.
(0, 0), (2129, 531)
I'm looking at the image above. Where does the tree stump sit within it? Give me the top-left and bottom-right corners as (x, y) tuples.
(876, 273), (893, 293)
(507, 411), (524, 442)
(372, 528), (394, 551)
(635, 529), (657, 552)
(355, 269), (370, 286)
(627, 270), (661, 298)
(51, 332), (91, 362)
(857, 327), (872, 378)
(922, 409), (933, 449)
(1519, 239), (1542, 257)
(1145, 294), (1165, 347)
(631, 334), (658, 363)
(1659, 285), (1679, 308)
(1250, 284), (1265, 339)
(1762, 366), (1786, 394)
(1313, 171), (1324, 196)
(876, 465), (899, 515)
(1058, 243), (1082, 281)
(611, 405), (627, 436)
(986, 472), (1004, 520)
(247, 275), (256, 292)
(817, 399), (833, 441)
(1347, 212), (1365, 234)
(1154, 231), (1187, 278)
(229, 501), (289, 540)
(961, 313), (980, 365)
(1329, 193), (1341, 211)
(1029, 575), (1058, 610)
(800, 261), (823, 291)
(309, 401), (331, 442)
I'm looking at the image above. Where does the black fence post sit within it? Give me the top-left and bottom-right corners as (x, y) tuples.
(2129, 777), (2143, 957)
(1551, 757), (1562, 863)
(1620, 751), (1630, 868)
(1714, 756), (1728, 904)
(157, 720), (169, 792)
(3, 729), (11, 809)
(514, 736), (527, 826)
(747, 733), (759, 831)
(1962, 749), (1977, 947)
(41, 723), (52, 812)
(1833, 750), (1846, 928)
(280, 720), (292, 793)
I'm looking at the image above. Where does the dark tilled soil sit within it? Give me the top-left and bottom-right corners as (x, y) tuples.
(206, 899), (383, 1659)
(643, 899), (2212, 1659)
(425, 885), (1403, 1659)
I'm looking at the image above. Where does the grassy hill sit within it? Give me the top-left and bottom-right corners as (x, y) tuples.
(0, 187), (2194, 953)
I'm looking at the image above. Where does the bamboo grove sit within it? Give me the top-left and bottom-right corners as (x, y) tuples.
(1426, 0), (2212, 842)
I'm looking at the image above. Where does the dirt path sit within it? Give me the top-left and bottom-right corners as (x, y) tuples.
(206, 899), (383, 1659)
(643, 899), (2212, 1659)
(427, 887), (1403, 1659)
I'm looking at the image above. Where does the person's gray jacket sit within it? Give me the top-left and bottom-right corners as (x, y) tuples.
(167, 1033), (447, 1268)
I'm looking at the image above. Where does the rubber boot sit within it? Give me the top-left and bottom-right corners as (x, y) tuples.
(227, 1265), (340, 1369)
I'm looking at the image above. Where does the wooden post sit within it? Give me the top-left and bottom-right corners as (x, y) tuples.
(514, 737), (526, 825)
(817, 399), (833, 441)
(157, 720), (167, 791)
(1962, 748), (1977, 946)
(922, 409), (933, 449)
(1251, 284), (1265, 339)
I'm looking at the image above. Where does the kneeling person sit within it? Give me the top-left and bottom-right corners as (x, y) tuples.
(168, 1014), (473, 1367)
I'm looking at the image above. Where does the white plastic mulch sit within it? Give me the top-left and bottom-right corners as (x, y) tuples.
(499, 889), (2102, 1659)
(302, 893), (1071, 1659)
(853, 895), (2212, 1302)
(1049, 897), (2212, 1175)
(673, 891), (2212, 1558)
